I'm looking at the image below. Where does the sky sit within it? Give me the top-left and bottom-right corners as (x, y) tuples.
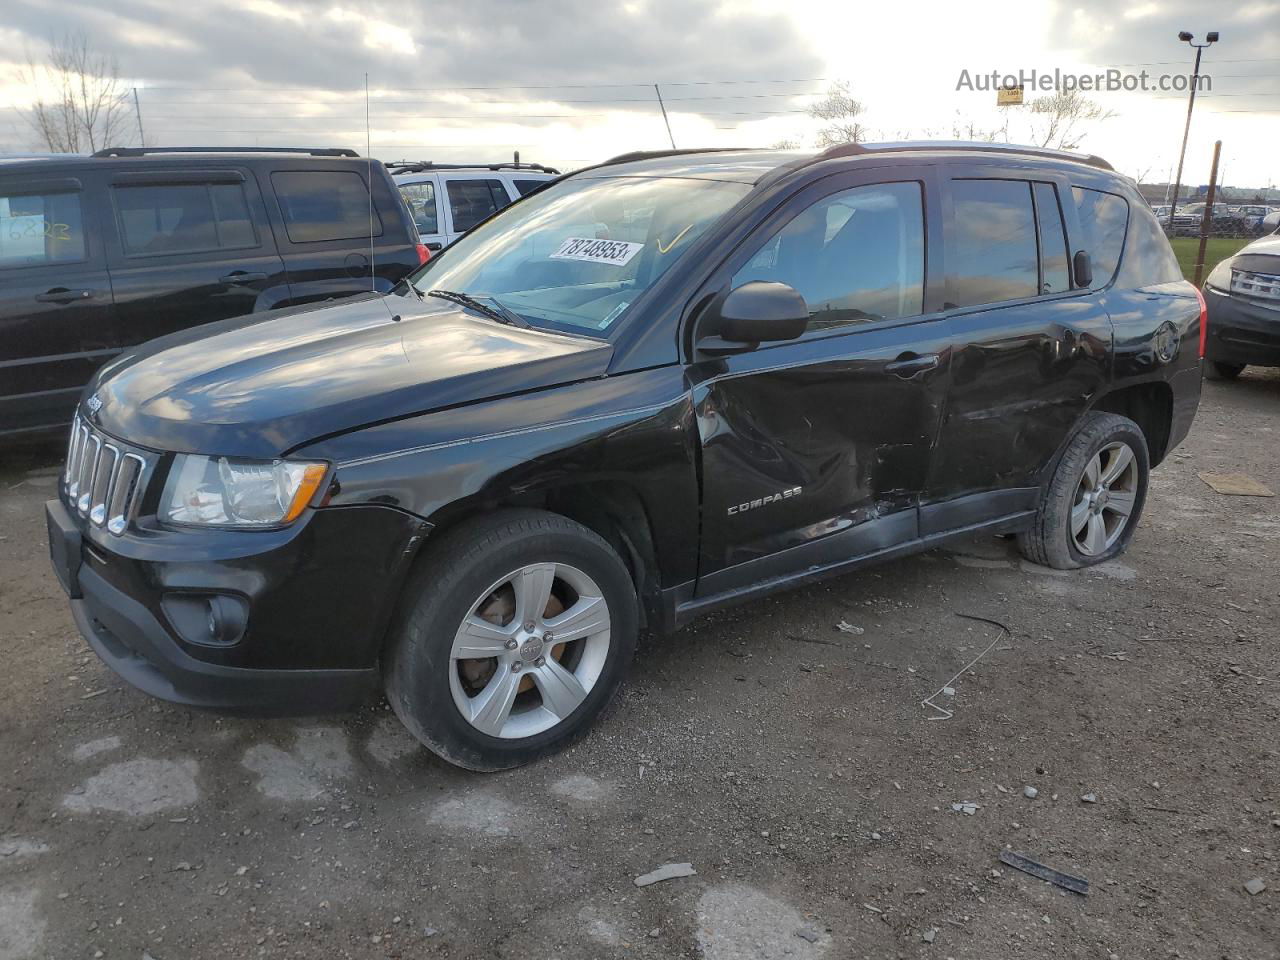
(0, 0), (1276, 189)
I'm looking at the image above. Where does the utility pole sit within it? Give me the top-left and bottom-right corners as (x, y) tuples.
(132, 87), (146, 146)
(654, 84), (676, 150)
(1193, 140), (1222, 287)
(1168, 30), (1218, 233)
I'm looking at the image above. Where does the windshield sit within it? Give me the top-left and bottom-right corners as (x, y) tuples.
(404, 175), (751, 335)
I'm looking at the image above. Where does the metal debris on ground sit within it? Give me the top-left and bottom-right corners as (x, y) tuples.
(998, 850), (1089, 895)
(921, 613), (1012, 720)
(1244, 877), (1266, 896)
(951, 802), (980, 815)
(1081, 792), (1098, 803)
(836, 620), (865, 634)
(633, 862), (696, 887)
(1198, 472), (1275, 497)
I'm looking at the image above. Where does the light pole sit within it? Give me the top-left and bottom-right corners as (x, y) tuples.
(1168, 30), (1218, 233)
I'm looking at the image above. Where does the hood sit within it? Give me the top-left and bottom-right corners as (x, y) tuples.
(1237, 235), (1280, 259)
(87, 294), (613, 458)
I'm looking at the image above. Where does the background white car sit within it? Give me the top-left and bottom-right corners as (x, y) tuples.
(390, 158), (559, 252)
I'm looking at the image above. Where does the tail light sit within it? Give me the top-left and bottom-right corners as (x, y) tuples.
(415, 242), (431, 266)
(1194, 285), (1208, 358)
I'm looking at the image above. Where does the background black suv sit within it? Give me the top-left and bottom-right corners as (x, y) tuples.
(1, 146), (425, 436)
(48, 142), (1203, 771)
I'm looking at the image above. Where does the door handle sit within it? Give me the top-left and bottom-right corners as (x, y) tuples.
(219, 272), (268, 285)
(885, 353), (940, 379)
(35, 288), (96, 304)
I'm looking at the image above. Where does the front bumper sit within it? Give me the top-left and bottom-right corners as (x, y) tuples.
(1204, 287), (1280, 367)
(47, 496), (425, 714)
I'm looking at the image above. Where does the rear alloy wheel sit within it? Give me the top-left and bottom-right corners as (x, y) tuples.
(1017, 412), (1150, 569)
(1068, 442), (1139, 558)
(385, 510), (637, 771)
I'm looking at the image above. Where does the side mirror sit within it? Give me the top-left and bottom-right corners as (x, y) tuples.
(698, 281), (809, 354)
(1073, 250), (1093, 288)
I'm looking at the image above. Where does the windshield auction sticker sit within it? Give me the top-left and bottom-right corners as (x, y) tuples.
(550, 237), (643, 266)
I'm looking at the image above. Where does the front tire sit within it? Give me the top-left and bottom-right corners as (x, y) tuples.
(384, 509), (638, 771)
(1017, 413), (1149, 570)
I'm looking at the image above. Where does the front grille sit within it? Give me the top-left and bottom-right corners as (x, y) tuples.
(1231, 270), (1280, 302)
(63, 414), (154, 535)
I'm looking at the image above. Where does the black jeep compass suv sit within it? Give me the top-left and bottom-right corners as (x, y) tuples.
(47, 142), (1204, 770)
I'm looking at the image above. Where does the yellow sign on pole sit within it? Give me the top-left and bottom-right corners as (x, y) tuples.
(997, 85), (1024, 106)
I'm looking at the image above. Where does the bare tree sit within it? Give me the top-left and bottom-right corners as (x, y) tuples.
(23, 32), (131, 153)
(807, 81), (866, 148)
(1026, 89), (1114, 151)
(770, 137), (802, 149)
(947, 111), (1008, 143)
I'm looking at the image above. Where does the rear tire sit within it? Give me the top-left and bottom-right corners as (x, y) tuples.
(1017, 413), (1149, 570)
(1205, 361), (1245, 381)
(384, 509), (638, 771)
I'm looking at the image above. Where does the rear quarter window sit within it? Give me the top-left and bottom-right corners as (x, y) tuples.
(271, 170), (383, 244)
(1113, 197), (1183, 287)
(1072, 187), (1130, 287)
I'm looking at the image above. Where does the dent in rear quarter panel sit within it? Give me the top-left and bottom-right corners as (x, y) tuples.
(296, 366), (701, 588)
(1103, 281), (1203, 454)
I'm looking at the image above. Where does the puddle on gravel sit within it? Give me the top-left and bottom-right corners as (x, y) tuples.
(549, 774), (613, 803)
(696, 883), (830, 959)
(63, 758), (198, 816)
(364, 717), (420, 766)
(241, 725), (354, 802)
(70, 735), (122, 762)
(427, 793), (519, 837)
(0, 886), (45, 960)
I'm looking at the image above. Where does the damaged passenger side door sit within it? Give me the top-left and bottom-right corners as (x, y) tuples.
(688, 167), (951, 597)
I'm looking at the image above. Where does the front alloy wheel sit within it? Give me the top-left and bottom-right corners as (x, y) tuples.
(385, 509), (638, 771)
(449, 562), (611, 739)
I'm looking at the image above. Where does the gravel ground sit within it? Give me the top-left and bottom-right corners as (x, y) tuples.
(1, 372), (1277, 960)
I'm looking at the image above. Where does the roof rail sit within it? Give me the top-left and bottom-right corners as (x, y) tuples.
(91, 146), (360, 158)
(387, 160), (559, 175)
(816, 140), (1115, 171)
(600, 147), (753, 167)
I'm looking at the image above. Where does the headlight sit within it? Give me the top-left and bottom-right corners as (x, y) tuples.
(162, 455), (328, 528)
(1205, 258), (1233, 292)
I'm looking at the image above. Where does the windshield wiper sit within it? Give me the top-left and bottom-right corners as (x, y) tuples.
(427, 289), (528, 328)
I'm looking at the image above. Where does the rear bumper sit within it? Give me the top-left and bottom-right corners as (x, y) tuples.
(1204, 287), (1280, 367)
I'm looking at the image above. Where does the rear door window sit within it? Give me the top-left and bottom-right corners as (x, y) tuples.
(446, 178), (508, 233)
(512, 179), (547, 197)
(271, 170), (382, 244)
(947, 179), (1040, 307)
(115, 182), (257, 256)
(0, 189), (86, 267)
(1033, 182), (1071, 294)
(398, 180), (439, 236)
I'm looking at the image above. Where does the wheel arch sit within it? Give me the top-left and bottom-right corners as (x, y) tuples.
(1090, 380), (1175, 466)
(413, 479), (666, 631)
